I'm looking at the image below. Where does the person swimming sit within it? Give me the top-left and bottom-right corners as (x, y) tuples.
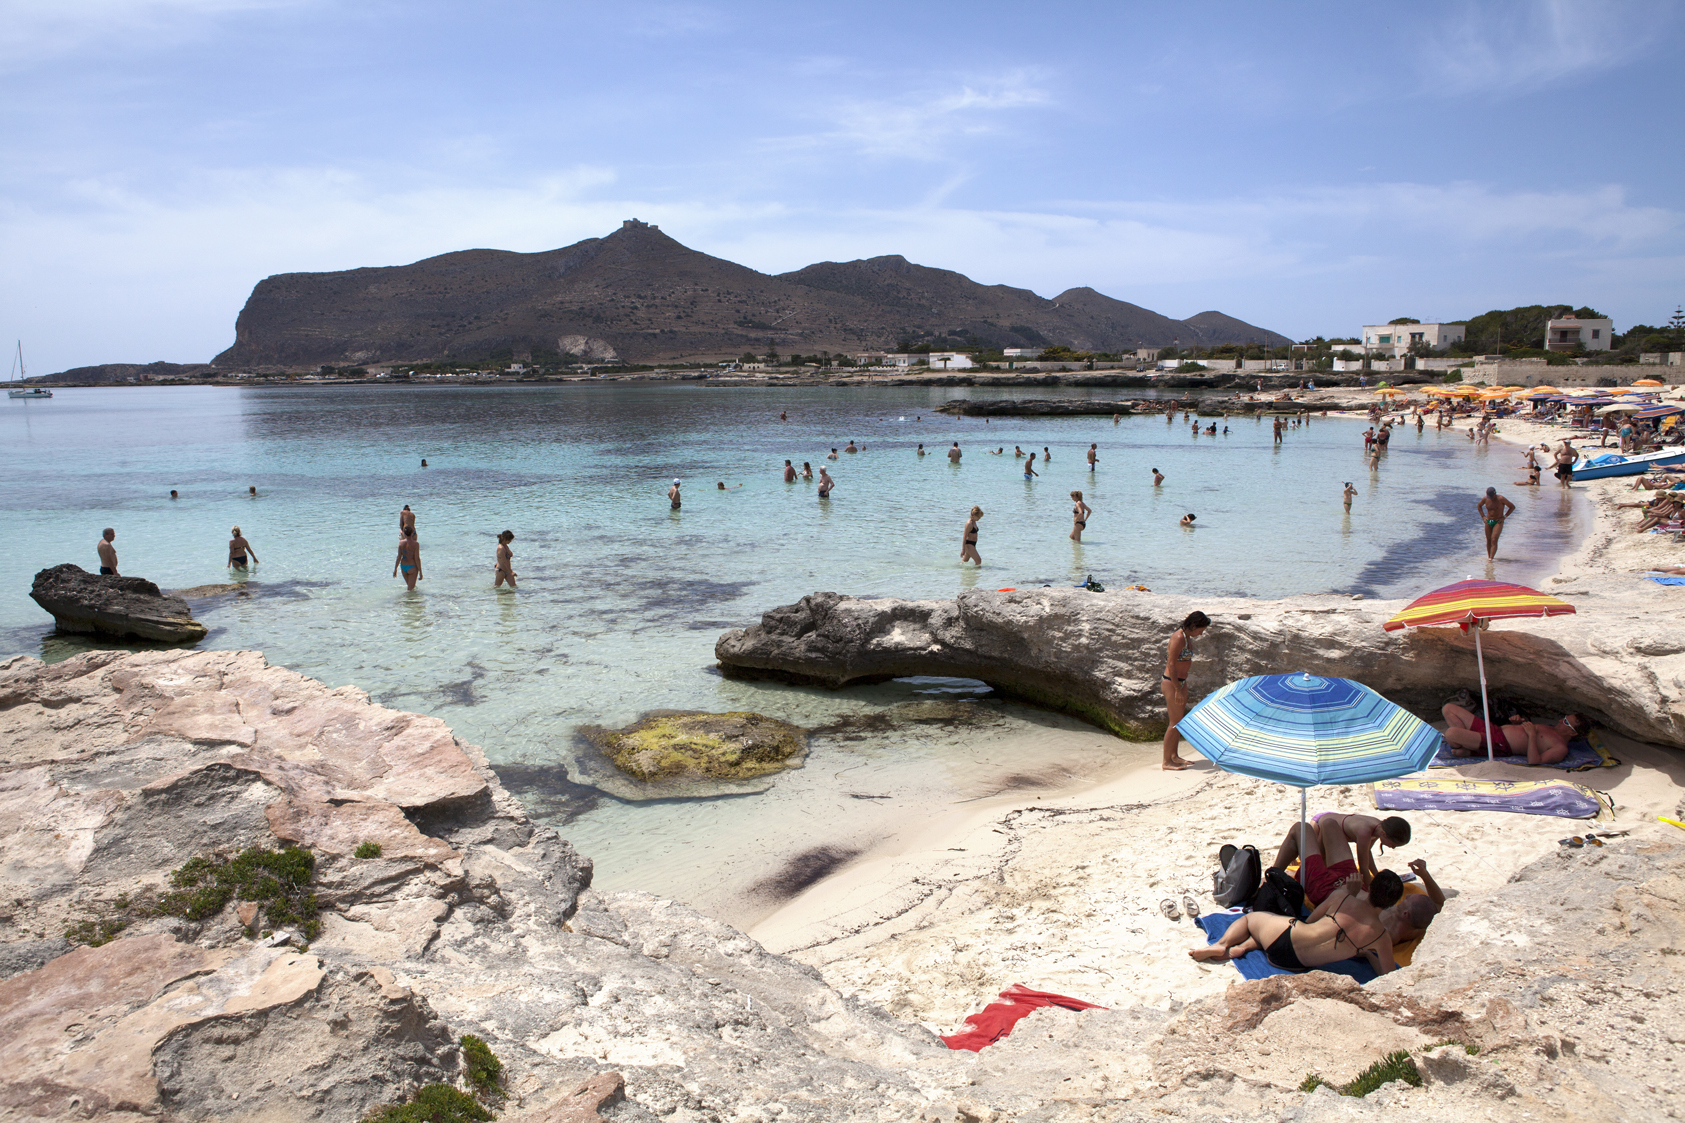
(1181, 512), (1197, 527)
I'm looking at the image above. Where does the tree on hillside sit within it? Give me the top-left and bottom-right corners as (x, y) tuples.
(1388, 317), (1421, 325)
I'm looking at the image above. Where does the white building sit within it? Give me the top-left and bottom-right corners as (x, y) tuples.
(926, 351), (973, 370)
(1001, 348), (1042, 358)
(1361, 322), (1465, 357)
(1545, 315), (1613, 352)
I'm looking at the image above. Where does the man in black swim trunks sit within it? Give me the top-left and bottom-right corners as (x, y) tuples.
(1190, 870), (1402, 975)
(97, 528), (119, 576)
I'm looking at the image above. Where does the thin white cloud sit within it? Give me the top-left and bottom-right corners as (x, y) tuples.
(779, 72), (1052, 161)
(1421, 0), (1665, 95)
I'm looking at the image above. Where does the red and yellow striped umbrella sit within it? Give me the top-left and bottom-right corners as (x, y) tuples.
(1382, 579), (1576, 632)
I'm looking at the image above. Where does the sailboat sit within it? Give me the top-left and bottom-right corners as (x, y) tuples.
(8, 342), (52, 398)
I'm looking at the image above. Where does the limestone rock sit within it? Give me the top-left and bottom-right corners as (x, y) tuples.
(29, 563), (207, 643)
(588, 710), (806, 783)
(715, 587), (1685, 747)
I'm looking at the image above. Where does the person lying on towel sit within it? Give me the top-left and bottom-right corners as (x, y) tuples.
(1190, 869), (1402, 975)
(1270, 812), (1410, 904)
(1381, 858), (1444, 946)
(1441, 703), (1590, 765)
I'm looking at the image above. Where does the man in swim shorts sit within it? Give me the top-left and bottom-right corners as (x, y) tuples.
(1476, 486), (1516, 560)
(668, 479), (682, 509)
(1441, 702), (1589, 764)
(97, 528), (119, 576)
(1270, 811), (1410, 904)
(1191, 869), (1401, 975)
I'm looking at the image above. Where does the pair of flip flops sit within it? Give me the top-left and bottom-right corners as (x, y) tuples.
(1559, 830), (1626, 848)
(1160, 892), (1201, 922)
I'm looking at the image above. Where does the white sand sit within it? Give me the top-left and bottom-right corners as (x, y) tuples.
(748, 391), (1685, 1037)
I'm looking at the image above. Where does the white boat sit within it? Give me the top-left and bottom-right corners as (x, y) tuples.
(7, 342), (52, 398)
(1571, 446), (1685, 480)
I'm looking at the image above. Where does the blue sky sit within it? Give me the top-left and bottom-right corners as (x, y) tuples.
(3, 0), (1682, 372)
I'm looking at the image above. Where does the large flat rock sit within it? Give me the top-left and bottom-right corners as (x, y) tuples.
(29, 563), (207, 643)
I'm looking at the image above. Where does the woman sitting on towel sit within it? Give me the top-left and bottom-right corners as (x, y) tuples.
(1191, 871), (1403, 975)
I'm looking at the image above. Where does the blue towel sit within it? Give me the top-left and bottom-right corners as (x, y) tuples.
(1646, 575), (1685, 586)
(1195, 910), (1377, 983)
(1428, 734), (1612, 771)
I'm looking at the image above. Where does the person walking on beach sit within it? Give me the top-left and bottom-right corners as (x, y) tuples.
(783, 460), (797, 483)
(1477, 487), (1516, 560)
(668, 479), (682, 509)
(97, 528), (119, 576)
(960, 506), (983, 566)
(1553, 441), (1579, 488)
(948, 442), (962, 463)
(817, 467), (834, 498)
(227, 526), (258, 571)
(1069, 491), (1090, 542)
(1161, 610), (1210, 770)
(494, 530), (517, 589)
(1087, 443), (1098, 471)
(1023, 453), (1038, 480)
(393, 526), (422, 590)
(1153, 468), (1164, 487)
(1343, 482), (1356, 511)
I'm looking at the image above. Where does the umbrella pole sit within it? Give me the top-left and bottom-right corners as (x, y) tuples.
(1475, 624), (1494, 762)
(1299, 787), (1308, 888)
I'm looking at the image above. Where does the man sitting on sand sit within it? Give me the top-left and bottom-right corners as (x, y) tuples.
(1270, 812), (1410, 904)
(1442, 703), (1589, 765)
(1191, 869), (1402, 975)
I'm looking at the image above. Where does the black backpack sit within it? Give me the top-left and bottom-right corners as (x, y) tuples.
(1212, 844), (1262, 907)
(1250, 868), (1307, 917)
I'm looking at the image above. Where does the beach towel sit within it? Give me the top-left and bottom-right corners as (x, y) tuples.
(1646, 575), (1685, 586)
(1194, 911), (1378, 984)
(1427, 728), (1618, 772)
(940, 984), (1107, 1051)
(1370, 777), (1614, 820)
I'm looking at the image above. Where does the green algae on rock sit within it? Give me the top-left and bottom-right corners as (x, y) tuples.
(589, 710), (806, 783)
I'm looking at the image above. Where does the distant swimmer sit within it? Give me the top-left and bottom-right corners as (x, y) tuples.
(169, 490), (178, 499)
(1070, 490), (1091, 542)
(780, 411), (787, 421)
(668, 479), (682, 509)
(494, 530), (517, 588)
(1181, 512), (1197, 527)
(960, 506), (983, 566)
(828, 448), (839, 460)
(97, 528), (119, 576)
(845, 441), (859, 453)
(249, 485), (258, 497)
(1343, 482), (1357, 511)
(991, 447), (1004, 454)
(1087, 443), (1098, 470)
(1112, 413), (1120, 425)
(1043, 446), (1051, 462)
(227, 526), (258, 571)
(1023, 453), (1038, 480)
(817, 467), (835, 498)
(717, 481), (742, 490)
(394, 526), (422, 590)
(948, 442), (962, 463)
(420, 459), (427, 468)
(1152, 468), (1164, 486)
(917, 444), (926, 457)
(1477, 486), (1516, 560)
(400, 505), (415, 534)
(801, 462), (813, 480)
(784, 460), (797, 483)
(1014, 446), (1025, 458)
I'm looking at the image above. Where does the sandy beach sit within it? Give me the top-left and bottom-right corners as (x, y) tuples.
(750, 390), (1685, 1040)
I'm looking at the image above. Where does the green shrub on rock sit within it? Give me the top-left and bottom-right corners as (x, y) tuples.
(459, 1034), (504, 1097)
(361, 1084), (494, 1123)
(355, 841), (384, 859)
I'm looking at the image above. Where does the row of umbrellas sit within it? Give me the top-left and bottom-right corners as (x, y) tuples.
(1176, 579), (1578, 886)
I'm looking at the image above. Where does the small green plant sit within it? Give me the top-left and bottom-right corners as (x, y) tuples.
(65, 916), (129, 947)
(361, 1084), (494, 1123)
(1301, 1051), (1422, 1098)
(65, 846), (321, 946)
(355, 841), (384, 859)
(459, 1035), (504, 1098)
(1424, 1039), (1479, 1055)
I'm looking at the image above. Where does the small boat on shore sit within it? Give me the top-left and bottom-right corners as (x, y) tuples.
(7, 342), (52, 398)
(1571, 446), (1685, 481)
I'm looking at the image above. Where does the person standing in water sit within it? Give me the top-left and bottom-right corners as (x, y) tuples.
(1023, 453), (1038, 480)
(1152, 468), (1164, 486)
(960, 506), (983, 566)
(1161, 610), (1210, 770)
(1087, 443), (1098, 471)
(817, 467), (835, 498)
(801, 462), (813, 480)
(917, 444), (926, 457)
(227, 526), (258, 571)
(399, 505), (415, 535)
(494, 530), (517, 589)
(1476, 486), (1516, 560)
(948, 442), (962, 463)
(668, 479), (682, 509)
(1069, 491), (1091, 542)
(394, 526), (422, 590)
(1343, 482), (1357, 511)
(783, 460), (797, 483)
(97, 528), (119, 575)
(1043, 446), (1051, 462)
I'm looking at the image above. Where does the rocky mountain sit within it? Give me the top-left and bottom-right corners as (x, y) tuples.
(208, 220), (1290, 368)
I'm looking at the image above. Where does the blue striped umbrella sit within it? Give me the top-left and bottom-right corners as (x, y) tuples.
(1177, 673), (1441, 883)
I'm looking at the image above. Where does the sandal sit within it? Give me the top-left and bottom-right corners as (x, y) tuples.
(1160, 899), (1181, 921)
(1182, 894), (1200, 920)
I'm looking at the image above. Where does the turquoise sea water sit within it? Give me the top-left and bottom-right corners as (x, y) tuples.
(0, 385), (1586, 915)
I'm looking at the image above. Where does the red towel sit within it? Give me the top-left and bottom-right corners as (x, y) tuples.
(939, 984), (1107, 1051)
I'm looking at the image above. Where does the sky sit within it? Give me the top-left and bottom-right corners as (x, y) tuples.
(3, 0), (1682, 373)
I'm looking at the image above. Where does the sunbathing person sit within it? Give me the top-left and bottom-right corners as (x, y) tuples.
(1441, 702), (1590, 764)
(1190, 870), (1403, 975)
(1381, 858), (1445, 947)
(1270, 811), (1409, 903)
(1628, 474), (1685, 491)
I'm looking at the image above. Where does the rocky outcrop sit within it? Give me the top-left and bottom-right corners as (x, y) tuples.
(715, 587), (1685, 748)
(586, 710), (805, 783)
(29, 563), (207, 643)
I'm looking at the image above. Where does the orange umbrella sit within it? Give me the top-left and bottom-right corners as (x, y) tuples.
(1383, 579), (1577, 761)
(1634, 378), (1665, 387)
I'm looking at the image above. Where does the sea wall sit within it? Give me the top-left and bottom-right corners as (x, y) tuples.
(714, 587), (1685, 749)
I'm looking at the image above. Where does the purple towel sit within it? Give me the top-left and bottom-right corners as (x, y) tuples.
(1373, 781), (1604, 819)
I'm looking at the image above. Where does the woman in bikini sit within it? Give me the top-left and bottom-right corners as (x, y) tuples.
(1190, 871), (1401, 975)
(960, 506), (983, 566)
(393, 526), (422, 591)
(227, 526), (258, 572)
(1160, 610), (1210, 770)
(494, 530), (517, 589)
(1069, 490), (1091, 542)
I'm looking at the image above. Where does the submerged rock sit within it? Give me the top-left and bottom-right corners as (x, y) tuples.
(589, 710), (806, 783)
(29, 563), (207, 643)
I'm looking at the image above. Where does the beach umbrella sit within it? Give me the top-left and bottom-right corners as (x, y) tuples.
(1177, 673), (1442, 885)
(1634, 403), (1684, 421)
(1634, 379), (1665, 387)
(1382, 579), (1578, 761)
(1596, 403), (1641, 415)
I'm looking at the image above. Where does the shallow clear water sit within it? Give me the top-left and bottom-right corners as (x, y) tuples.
(0, 385), (1586, 914)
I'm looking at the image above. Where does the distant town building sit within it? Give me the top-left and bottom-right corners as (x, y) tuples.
(852, 351), (892, 366)
(1545, 314), (1613, 352)
(1130, 348), (1163, 362)
(926, 351), (973, 370)
(1001, 348), (1043, 358)
(1361, 322), (1465, 357)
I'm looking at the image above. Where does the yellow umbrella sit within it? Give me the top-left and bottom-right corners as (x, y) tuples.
(1634, 378), (1665, 387)
(1374, 387), (1406, 396)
